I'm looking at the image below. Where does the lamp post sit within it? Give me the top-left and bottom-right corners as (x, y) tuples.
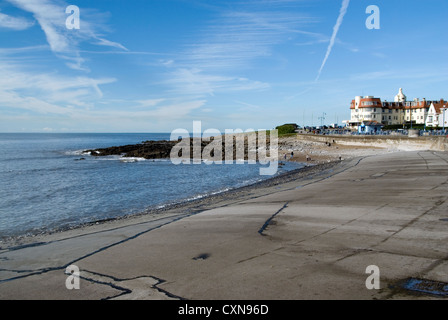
(443, 107), (446, 133)
(318, 112), (326, 127)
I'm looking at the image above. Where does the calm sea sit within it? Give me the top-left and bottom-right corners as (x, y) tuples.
(0, 133), (301, 239)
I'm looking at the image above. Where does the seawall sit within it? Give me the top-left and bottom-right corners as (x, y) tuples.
(295, 134), (448, 152)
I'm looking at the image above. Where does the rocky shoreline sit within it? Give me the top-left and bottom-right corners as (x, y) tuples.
(84, 135), (274, 161)
(84, 133), (390, 164)
(85, 140), (178, 159)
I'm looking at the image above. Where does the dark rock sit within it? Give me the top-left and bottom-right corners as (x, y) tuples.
(84, 135), (274, 161)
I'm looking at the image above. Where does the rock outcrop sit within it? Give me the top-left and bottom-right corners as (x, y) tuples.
(85, 135), (275, 161)
(85, 140), (177, 159)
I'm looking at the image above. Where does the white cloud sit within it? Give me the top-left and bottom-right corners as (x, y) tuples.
(94, 37), (128, 51)
(234, 100), (263, 112)
(143, 100), (206, 119)
(0, 11), (35, 30)
(0, 60), (116, 115)
(160, 59), (174, 67)
(5, 0), (127, 70)
(0, 45), (49, 55)
(69, 99), (207, 122)
(349, 68), (448, 82)
(160, 6), (318, 98)
(135, 99), (166, 108)
(315, 0), (350, 82)
(0, 57), (207, 128)
(163, 68), (269, 97)
(182, 10), (319, 70)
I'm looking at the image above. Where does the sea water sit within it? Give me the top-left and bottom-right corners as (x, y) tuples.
(0, 133), (301, 239)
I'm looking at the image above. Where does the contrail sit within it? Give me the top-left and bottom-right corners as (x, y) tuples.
(315, 0), (350, 82)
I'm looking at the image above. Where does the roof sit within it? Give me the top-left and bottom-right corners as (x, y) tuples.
(351, 98), (446, 110)
(350, 97), (382, 109)
(430, 102), (447, 114)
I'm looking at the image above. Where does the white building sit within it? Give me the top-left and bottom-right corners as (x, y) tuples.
(426, 103), (448, 128)
(347, 88), (447, 130)
(394, 88), (406, 102)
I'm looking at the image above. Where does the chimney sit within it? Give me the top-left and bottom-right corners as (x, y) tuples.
(355, 96), (361, 109)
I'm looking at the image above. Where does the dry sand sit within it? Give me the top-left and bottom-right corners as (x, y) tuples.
(277, 134), (388, 163)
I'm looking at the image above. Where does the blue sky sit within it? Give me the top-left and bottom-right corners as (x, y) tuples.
(0, 0), (447, 132)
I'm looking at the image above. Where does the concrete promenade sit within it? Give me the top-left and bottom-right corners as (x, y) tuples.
(1, 150), (448, 299)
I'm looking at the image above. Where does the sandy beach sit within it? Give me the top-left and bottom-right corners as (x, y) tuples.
(1, 134), (447, 300)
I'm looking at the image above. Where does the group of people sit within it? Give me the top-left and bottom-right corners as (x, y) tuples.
(283, 151), (294, 160)
(282, 151), (312, 162)
(282, 150), (342, 162)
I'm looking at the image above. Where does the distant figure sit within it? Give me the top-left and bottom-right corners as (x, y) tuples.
(290, 151), (294, 159)
(306, 155), (310, 161)
(284, 154), (287, 160)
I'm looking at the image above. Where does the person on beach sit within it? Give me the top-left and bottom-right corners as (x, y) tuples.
(290, 151), (294, 159)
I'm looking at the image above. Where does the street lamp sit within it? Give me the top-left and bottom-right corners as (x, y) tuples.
(318, 112), (326, 127)
(443, 107), (446, 132)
